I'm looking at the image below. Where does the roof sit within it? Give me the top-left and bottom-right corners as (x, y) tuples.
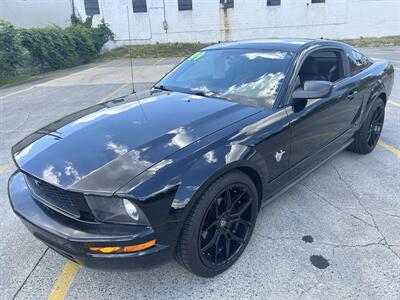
(203, 38), (344, 52)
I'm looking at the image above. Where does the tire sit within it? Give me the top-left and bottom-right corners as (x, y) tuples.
(348, 97), (385, 154)
(175, 170), (259, 277)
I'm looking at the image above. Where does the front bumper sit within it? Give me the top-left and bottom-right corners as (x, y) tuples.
(8, 171), (178, 269)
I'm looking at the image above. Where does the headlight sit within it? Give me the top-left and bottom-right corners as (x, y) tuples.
(85, 196), (150, 225)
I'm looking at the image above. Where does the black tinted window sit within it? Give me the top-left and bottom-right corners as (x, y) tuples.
(132, 0), (147, 13)
(298, 50), (344, 84)
(84, 0), (100, 15)
(220, 0), (234, 8)
(178, 0), (192, 10)
(267, 0), (281, 6)
(349, 49), (371, 75)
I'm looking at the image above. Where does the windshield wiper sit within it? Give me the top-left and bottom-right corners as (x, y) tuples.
(153, 85), (172, 92)
(189, 89), (230, 101)
(193, 90), (208, 97)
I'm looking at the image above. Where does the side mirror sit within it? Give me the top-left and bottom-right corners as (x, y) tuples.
(293, 80), (333, 100)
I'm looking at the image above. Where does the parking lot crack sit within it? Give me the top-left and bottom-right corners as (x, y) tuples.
(297, 268), (327, 299)
(253, 233), (300, 242)
(333, 167), (400, 261)
(12, 247), (48, 300)
(331, 239), (385, 254)
(14, 112), (31, 132)
(388, 214), (400, 220)
(302, 184), (375, 228)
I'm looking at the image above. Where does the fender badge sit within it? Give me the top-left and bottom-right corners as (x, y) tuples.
(275, 150), (285, 162)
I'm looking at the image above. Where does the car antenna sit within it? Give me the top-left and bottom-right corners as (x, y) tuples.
(126, 5), (135, 94)
(125, 5), (148, 122)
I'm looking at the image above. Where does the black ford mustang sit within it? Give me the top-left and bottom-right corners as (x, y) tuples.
(9, 39), (394, 277)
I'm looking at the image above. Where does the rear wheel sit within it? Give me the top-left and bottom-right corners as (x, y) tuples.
(175, 171), (258, 277)
(348, 98), (385, 154)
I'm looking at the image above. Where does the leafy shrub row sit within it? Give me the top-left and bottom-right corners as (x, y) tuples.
(0, 17), (114, 81)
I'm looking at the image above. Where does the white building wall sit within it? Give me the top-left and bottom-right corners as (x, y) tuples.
(73, 0), (400, 47)
(1, 0), (399, 44)
(0, 0), (72, 28)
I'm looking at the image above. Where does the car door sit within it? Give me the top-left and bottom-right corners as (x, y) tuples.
(285, 47), (361, 179)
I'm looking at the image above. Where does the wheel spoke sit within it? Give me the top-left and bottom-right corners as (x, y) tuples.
(232, 190), (246, 207)
(225, 235), (231, 260)
(214, 234), (221, 264)
(204, 220), (217, 232)
(230, 197), (253, 218)
(374, 108), (383, 123)
(229, 231), (245, 244)
(201, 221), (218, 239)
(214, 202), (221, 219)
(231, 217), (252, 228)
(201, 232), (218, 252)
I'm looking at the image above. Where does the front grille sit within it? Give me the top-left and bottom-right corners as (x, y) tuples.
(24, 174), (82, 218)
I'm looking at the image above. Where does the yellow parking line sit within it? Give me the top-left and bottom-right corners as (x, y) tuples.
(378, 140), (400, 158)
(97, 82), (130, 104)
(0, 86), (35, 100)
(0, 161), (13, 174)
(48, 261), (79, 300)
(0, 65), (102, 101)
(153, 57), (164, 65)
(96, 58), (165, 104)
(388, 100), (400, 108)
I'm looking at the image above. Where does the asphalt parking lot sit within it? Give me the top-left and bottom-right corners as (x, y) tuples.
(0, 47), (399, 299)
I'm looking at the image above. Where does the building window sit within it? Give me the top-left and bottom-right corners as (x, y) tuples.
(178, 0), (192, 11)
(311, 0), (325, 3)
(132, 0), (147, 13)
(220, 0), (234, 9)
(267, 0), (281, 6)
(84, 0), (100, 15)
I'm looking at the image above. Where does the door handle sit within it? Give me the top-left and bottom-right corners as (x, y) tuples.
(347, 90), (358, 101)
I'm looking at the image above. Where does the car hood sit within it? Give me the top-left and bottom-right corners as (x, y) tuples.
(12, 91), (261, 194)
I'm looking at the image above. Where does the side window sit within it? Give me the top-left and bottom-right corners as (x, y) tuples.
(298, 50), (344, 85)
(349, 49), (371, 76)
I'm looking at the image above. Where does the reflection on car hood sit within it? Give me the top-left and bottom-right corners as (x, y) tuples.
(12, 91), (261, 194)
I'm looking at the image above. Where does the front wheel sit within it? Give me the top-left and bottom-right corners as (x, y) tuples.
(175, 171), (258, 277)
(348, 97), (385, 154)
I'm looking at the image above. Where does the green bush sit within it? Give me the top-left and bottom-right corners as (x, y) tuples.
(0, 20), (24, 79)
(0, 18), (114, 81)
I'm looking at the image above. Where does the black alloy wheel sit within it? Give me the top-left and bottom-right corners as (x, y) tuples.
(176, 171), (258, 277)
(367, 105), (384, 148)
(348, 97), (385, 154)
(198, 184), (256, 267)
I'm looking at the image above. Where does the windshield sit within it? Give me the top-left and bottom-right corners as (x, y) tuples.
(155, 49), (293, 108)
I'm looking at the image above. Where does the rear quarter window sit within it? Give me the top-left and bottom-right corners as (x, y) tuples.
(348, 49), (372, 76)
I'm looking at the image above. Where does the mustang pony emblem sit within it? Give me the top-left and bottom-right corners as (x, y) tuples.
(275, 150), (286, 162)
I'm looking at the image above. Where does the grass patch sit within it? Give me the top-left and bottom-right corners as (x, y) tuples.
(341, 36), (400, 48)
(98, 42), (210, 60)
(0, 73), (41, 88)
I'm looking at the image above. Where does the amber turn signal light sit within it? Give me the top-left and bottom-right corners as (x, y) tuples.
(89, 239), (156, 254)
